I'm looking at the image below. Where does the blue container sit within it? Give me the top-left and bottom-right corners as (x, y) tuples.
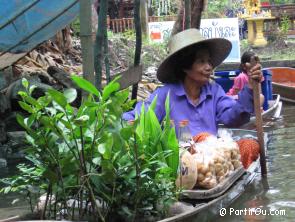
(214, 69), (273, 111)
(261, 69), (273, 110)
(214, 70), (240, 93)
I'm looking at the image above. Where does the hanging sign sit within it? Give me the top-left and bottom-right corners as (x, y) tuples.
(148, 18), (240, 62)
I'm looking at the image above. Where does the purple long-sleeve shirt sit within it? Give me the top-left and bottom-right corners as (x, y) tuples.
(123, 82), (254, 137)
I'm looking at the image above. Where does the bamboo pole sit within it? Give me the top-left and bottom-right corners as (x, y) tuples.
(80, 0), (95, 85)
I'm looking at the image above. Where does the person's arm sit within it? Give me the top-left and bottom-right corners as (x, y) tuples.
(122, 86), (168, 122)
(216, 84), (253, 127)
(216, 63), (263, 127)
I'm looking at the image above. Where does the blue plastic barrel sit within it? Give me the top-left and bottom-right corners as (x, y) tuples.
(261, 69), (273, 110)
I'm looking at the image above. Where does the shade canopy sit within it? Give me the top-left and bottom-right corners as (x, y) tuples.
(0, 0), (79, 69)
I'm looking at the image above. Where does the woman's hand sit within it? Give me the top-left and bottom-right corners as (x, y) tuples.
(246, 60), (263, 89)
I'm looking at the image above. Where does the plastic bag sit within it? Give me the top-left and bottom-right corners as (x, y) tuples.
(217, 129), (242, 171)
(212, 149), (230, 183)
(194, 135), (231, 183)
(192, 141), (217, 189)
(176, 149), (198, 190)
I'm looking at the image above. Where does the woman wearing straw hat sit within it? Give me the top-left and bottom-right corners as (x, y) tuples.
(123, 28), (263, 137)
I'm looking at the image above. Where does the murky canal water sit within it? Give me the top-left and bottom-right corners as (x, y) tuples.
(0, 104), (295, 221)
(218, 103), (295, 222)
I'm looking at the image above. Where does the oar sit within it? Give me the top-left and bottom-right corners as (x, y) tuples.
(251, 59), (267, 177)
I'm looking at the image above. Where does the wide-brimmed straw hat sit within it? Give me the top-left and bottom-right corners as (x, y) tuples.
(157, 28), (232, 83)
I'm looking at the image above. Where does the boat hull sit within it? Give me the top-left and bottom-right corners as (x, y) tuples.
(241, 94), (282, 129)
(158, 129), (266, 222)
(272, 83), (295, 103)
(269, 67), (295, 103)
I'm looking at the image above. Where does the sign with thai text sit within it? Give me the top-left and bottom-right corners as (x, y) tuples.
(200, 18), (240, 63)
(148, 18), (240, 63)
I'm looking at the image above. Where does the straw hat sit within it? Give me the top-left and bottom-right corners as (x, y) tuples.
(157, 28), (232, 83)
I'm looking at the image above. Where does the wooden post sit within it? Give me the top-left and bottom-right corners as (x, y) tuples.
(80, 0), (95, 84)
(251, 56), (267, 177)
(253, 80), (267, 177)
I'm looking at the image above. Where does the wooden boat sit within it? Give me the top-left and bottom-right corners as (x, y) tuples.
(158, 129), (267, 222)
(268, 67), (295, 103)
(214, 69), (282, 124)
(242, 94), (282, 129)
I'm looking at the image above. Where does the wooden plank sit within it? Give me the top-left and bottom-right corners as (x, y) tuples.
(181, 166), (245, 200)
(112, 65), (142, 90)
(0, 52), (27, 70)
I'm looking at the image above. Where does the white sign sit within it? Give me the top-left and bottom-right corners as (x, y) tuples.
(200, 18), (240, 63)
(148, 21), (175, 43)
(148, 18), (240, 63)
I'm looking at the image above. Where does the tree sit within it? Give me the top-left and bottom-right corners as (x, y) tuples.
(172, 0), (207, 35)
(140, 0), (149, 36)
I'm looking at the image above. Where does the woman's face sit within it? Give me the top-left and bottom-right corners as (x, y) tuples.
(183, 48), (213, 85)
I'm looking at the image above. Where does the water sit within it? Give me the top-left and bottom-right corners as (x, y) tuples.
(218, 103), (295, 222)
(0, 166), (32, 220)
(1, 104), (295, 221)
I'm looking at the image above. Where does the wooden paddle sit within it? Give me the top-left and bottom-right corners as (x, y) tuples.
(250, 56), (267, 177)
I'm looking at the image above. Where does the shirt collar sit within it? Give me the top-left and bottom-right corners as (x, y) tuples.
(174, 82), (186, 96)
(173, 82), (213, 101)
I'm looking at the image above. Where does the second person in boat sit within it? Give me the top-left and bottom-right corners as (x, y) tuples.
(227, 51), (265, 109)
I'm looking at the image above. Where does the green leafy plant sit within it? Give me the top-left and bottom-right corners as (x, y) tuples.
(1, 77), (179, 221)
(279, 14), (291, 39)
(71, 17), (81, 37)
(204, 0), (228, 18)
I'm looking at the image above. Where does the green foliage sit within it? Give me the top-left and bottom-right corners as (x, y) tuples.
(273, 0), (294, 4)
(204, 0), (228, 18)
(279, 15), (291, 38)
(267, 14), (291, 45)
(149, 0), (178, 16)
(121, 30), (136, 41)
(107, 29), (168, 69)
(71, 17), (80, 37)
(0, 76), (179, 221)
(107, 30), (114, 38)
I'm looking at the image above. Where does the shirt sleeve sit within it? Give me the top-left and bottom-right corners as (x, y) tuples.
(215, 84), (254, 127)
(122, 87), (167, 121)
